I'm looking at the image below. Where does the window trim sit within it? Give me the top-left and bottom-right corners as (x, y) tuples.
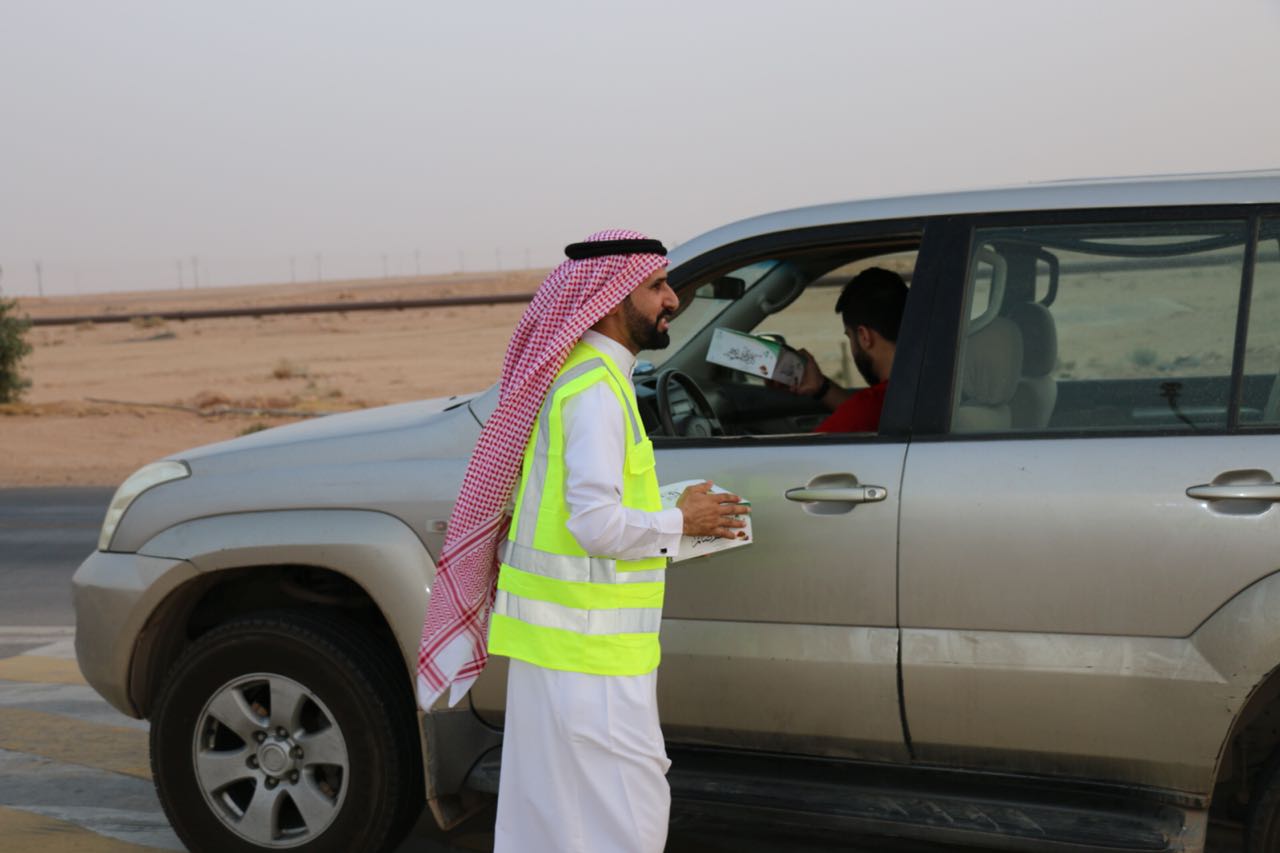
(668, 217), (928, 290)
(1228, 215), (1261, 430)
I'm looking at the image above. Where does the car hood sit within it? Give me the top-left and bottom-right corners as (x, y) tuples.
(111, 392), (492, 555)
(171, 393), (482, 473)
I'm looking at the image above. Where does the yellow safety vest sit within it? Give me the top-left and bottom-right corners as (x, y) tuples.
(487, 340), (667, 676)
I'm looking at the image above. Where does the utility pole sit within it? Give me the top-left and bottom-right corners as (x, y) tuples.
(35, 261), (44, 297)
(177, 260), (184, 290)
(415, 249), (421, 276)
(290, 255), (296, 284)
(191, 256), (200, 289)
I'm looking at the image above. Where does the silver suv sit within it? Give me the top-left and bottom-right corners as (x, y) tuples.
(74, 171), (1280, 853)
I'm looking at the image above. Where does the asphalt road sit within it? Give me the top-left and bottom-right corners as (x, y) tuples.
(0, 487), (1243, 852)
(0, 486), (108, 628)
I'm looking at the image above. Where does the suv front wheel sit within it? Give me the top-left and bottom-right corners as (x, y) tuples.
(149, 612), (422, 853)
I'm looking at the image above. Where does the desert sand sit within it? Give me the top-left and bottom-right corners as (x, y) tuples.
(1, 272), (544, 486)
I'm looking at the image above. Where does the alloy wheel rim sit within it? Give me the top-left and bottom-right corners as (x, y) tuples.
(191, 672), (350, 848)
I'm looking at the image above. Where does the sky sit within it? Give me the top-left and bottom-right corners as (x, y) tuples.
(3, 0), (1279, 296)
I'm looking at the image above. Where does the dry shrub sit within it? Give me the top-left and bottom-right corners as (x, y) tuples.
(272, 359), (308, 380)
(191, 390), (231, 410)
(0, 297), (32, 402)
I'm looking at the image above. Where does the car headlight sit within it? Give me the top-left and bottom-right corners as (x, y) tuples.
(98, 460), (191, 551)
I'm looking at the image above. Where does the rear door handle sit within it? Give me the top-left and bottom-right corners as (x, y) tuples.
(785, 485), (888, 503)
(1186, 483), (1280, 502)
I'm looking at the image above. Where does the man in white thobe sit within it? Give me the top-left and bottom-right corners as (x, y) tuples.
(490, 239), (748, 853)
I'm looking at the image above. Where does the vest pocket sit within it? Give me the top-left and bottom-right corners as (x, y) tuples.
(628, 438), (656, 475)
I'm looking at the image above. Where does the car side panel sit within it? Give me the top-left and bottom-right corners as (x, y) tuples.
(900, 436), (1280, 637)
(658, 442), (907, 762)
(899, 435), (1280, 793)
(138, 509), (435, 676)
(901, 628), (1233, 793)
(902, 565), (1280, 797)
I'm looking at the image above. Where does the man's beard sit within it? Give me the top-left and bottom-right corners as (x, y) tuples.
(852, 341), (879, 385)
(622, 297), (673, 351)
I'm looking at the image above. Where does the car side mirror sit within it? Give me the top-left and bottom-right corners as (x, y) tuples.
(712, 276), (746, 300)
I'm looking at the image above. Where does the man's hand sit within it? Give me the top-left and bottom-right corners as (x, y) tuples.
(792, 349), (825, 396)
(677, 481), (749, 539)
(765, 348), (824, 397)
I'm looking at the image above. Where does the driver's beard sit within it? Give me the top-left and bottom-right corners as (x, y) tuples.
(623, 297), (671, 351)
(852, 342), (879, 386)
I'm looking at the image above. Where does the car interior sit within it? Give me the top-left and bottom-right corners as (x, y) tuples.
(634, 239), (920, 439)
(954, 219), (1277, 435)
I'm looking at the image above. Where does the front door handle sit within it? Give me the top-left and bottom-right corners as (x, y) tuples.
(785, 485), (888, 503)
(1186, 483), (1280, 502)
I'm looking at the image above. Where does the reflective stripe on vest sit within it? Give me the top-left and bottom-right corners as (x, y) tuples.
(488, 340), (667, 676)
(501, 540), (666, 585)
(493, 590), (663, 635)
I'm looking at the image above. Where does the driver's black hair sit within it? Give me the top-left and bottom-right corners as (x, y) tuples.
(835, 267), (908, 342)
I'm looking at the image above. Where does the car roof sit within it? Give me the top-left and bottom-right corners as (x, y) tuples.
(669, 169), (1280, 266)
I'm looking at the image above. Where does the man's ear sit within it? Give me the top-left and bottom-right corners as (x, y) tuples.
(856, 324), (875, 351)
(591, 299), (625, 334)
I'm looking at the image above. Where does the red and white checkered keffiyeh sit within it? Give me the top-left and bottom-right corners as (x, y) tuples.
(417, 229), (668, 709)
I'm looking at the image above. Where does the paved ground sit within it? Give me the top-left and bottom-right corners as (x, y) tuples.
(0, 626), (182, 850)
(0, 487), (109, 628)
(0, 487), (1246, 851)
(0, 630), (499, 852)
(0, 628), (976, 852)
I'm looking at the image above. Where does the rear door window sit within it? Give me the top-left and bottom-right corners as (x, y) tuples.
(950, 219), (1251, 434)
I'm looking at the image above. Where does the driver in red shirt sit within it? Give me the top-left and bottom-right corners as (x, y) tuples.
(786, 267), (907, 433)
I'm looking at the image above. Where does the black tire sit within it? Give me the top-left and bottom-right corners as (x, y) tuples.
(150, 611), (423, 853)
(1246, 751), (1280, 852)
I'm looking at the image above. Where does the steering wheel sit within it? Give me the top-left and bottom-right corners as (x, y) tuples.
(656, 369), (724, 438)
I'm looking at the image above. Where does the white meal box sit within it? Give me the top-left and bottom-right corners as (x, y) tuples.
(706, 327), (806, 386)
(659, 479), (752, 563)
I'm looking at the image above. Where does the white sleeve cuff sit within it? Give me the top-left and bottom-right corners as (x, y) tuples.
(654, 507), (684, 559)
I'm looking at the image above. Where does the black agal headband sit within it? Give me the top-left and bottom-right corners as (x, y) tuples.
(564, 239), (667, 260)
